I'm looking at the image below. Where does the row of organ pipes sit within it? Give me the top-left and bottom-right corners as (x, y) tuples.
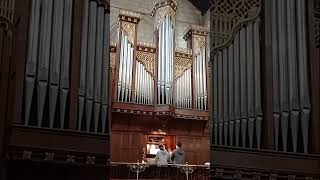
(211, 0), (310, 153)
(23, 0), (110, 133)
(113, 2), (208, 111)
(117, 32), (134, 103)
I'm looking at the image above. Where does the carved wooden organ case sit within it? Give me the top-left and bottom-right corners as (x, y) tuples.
(210, 0), (319, 179)
(110, 0), (209, 122)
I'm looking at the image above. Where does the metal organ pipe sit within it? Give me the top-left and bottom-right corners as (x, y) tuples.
(157, 15), (174, 105)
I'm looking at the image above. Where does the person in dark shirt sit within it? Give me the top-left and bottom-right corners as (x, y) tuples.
(171, 142), (185, 164)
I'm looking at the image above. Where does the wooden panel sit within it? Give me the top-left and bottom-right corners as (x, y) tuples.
(211, 146), (320, 175)
(110, 131), (143, 162)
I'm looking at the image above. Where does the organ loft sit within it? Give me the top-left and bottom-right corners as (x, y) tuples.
(109, 0), (210, 165)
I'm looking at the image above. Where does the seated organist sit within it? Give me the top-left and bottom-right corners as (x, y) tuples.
(154, 142), (186, 165)
(154, 144), (169, 165)
(171, 142), (185, 164)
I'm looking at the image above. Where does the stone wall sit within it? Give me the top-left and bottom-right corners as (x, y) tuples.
(110, 0), (207, 49)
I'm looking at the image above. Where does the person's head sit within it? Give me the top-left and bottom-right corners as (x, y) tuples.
(159, 144), (164, 150)
(176, 142), (182, 148)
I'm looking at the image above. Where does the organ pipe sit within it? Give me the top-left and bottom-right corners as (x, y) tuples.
(270, 0), (310, 153)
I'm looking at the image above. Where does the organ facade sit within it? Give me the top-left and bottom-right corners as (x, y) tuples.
(110, 0), (211, 165)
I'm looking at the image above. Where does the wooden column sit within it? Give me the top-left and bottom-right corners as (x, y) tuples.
(69, 0), (84, 130)
(261, 0), (275, 149)
(6, 0), (30, 125)
(308, 0), (320, 154)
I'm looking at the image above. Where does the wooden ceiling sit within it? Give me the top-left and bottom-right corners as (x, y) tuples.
(188, 0), (209, 15)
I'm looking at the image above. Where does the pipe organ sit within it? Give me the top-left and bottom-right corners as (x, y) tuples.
(112, 0), (209, 112)
(114, 10), (140, 103)
(135, 43), (156, 105)
(153, 3), (177, 105)
(184, 25), (209, 110)
(211, 0), (262, 148)
(175, 49), (193, 109)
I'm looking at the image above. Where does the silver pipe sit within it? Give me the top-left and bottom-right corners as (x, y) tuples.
(161, 21), (165, 104)
(202, 47), (207, 110)
(117, 32), (124, 101)
(120, 35), (127, 101)
(129, 47), (134, 102)
(158, 24), (161, 104)
(125, 42), (130, 102)
(136, 62), (140, 103)
(199, 51), (204, 110)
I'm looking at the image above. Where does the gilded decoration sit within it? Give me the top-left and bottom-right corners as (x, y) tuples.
(175, 56), (192, 79)
(136, 51), (155, 77)
(193, 35), (206, 55)
(210, 0), (261, 53)
(121, 21), (136, 44)
(152, 0), (177, 30)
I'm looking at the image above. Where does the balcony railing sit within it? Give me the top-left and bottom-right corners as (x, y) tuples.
(110, 162), (209, 180)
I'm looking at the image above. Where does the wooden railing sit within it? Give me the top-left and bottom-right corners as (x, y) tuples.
(110, 162), (209, 180)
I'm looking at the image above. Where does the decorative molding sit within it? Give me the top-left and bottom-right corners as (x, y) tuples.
(44, 152), (55, 161)
(137, 41), (156, 49)
(22, 150), (32, 160)
(66, 155), (76, 163)
(152, 0), (177, 30)
(119, 10), (140, 20)
(175, 47), (192, 55)
(86, 156), (96, 165)
(183, 24), (208, 41)
(112, 108), (209, 121)
(210, 0), (261, 54)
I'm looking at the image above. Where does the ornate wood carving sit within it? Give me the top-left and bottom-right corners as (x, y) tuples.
(175, 48), (192, 79)
(136, 42), (156, 77)
(210, 0), (261, 54)
(152, 0), (177, 30)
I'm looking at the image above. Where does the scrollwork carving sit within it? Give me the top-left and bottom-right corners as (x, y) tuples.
(210, 0), (261, 53)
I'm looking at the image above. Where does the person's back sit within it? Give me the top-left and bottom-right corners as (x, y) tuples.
(155, 145), (169, 165)
(171, 142), (185, 164)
